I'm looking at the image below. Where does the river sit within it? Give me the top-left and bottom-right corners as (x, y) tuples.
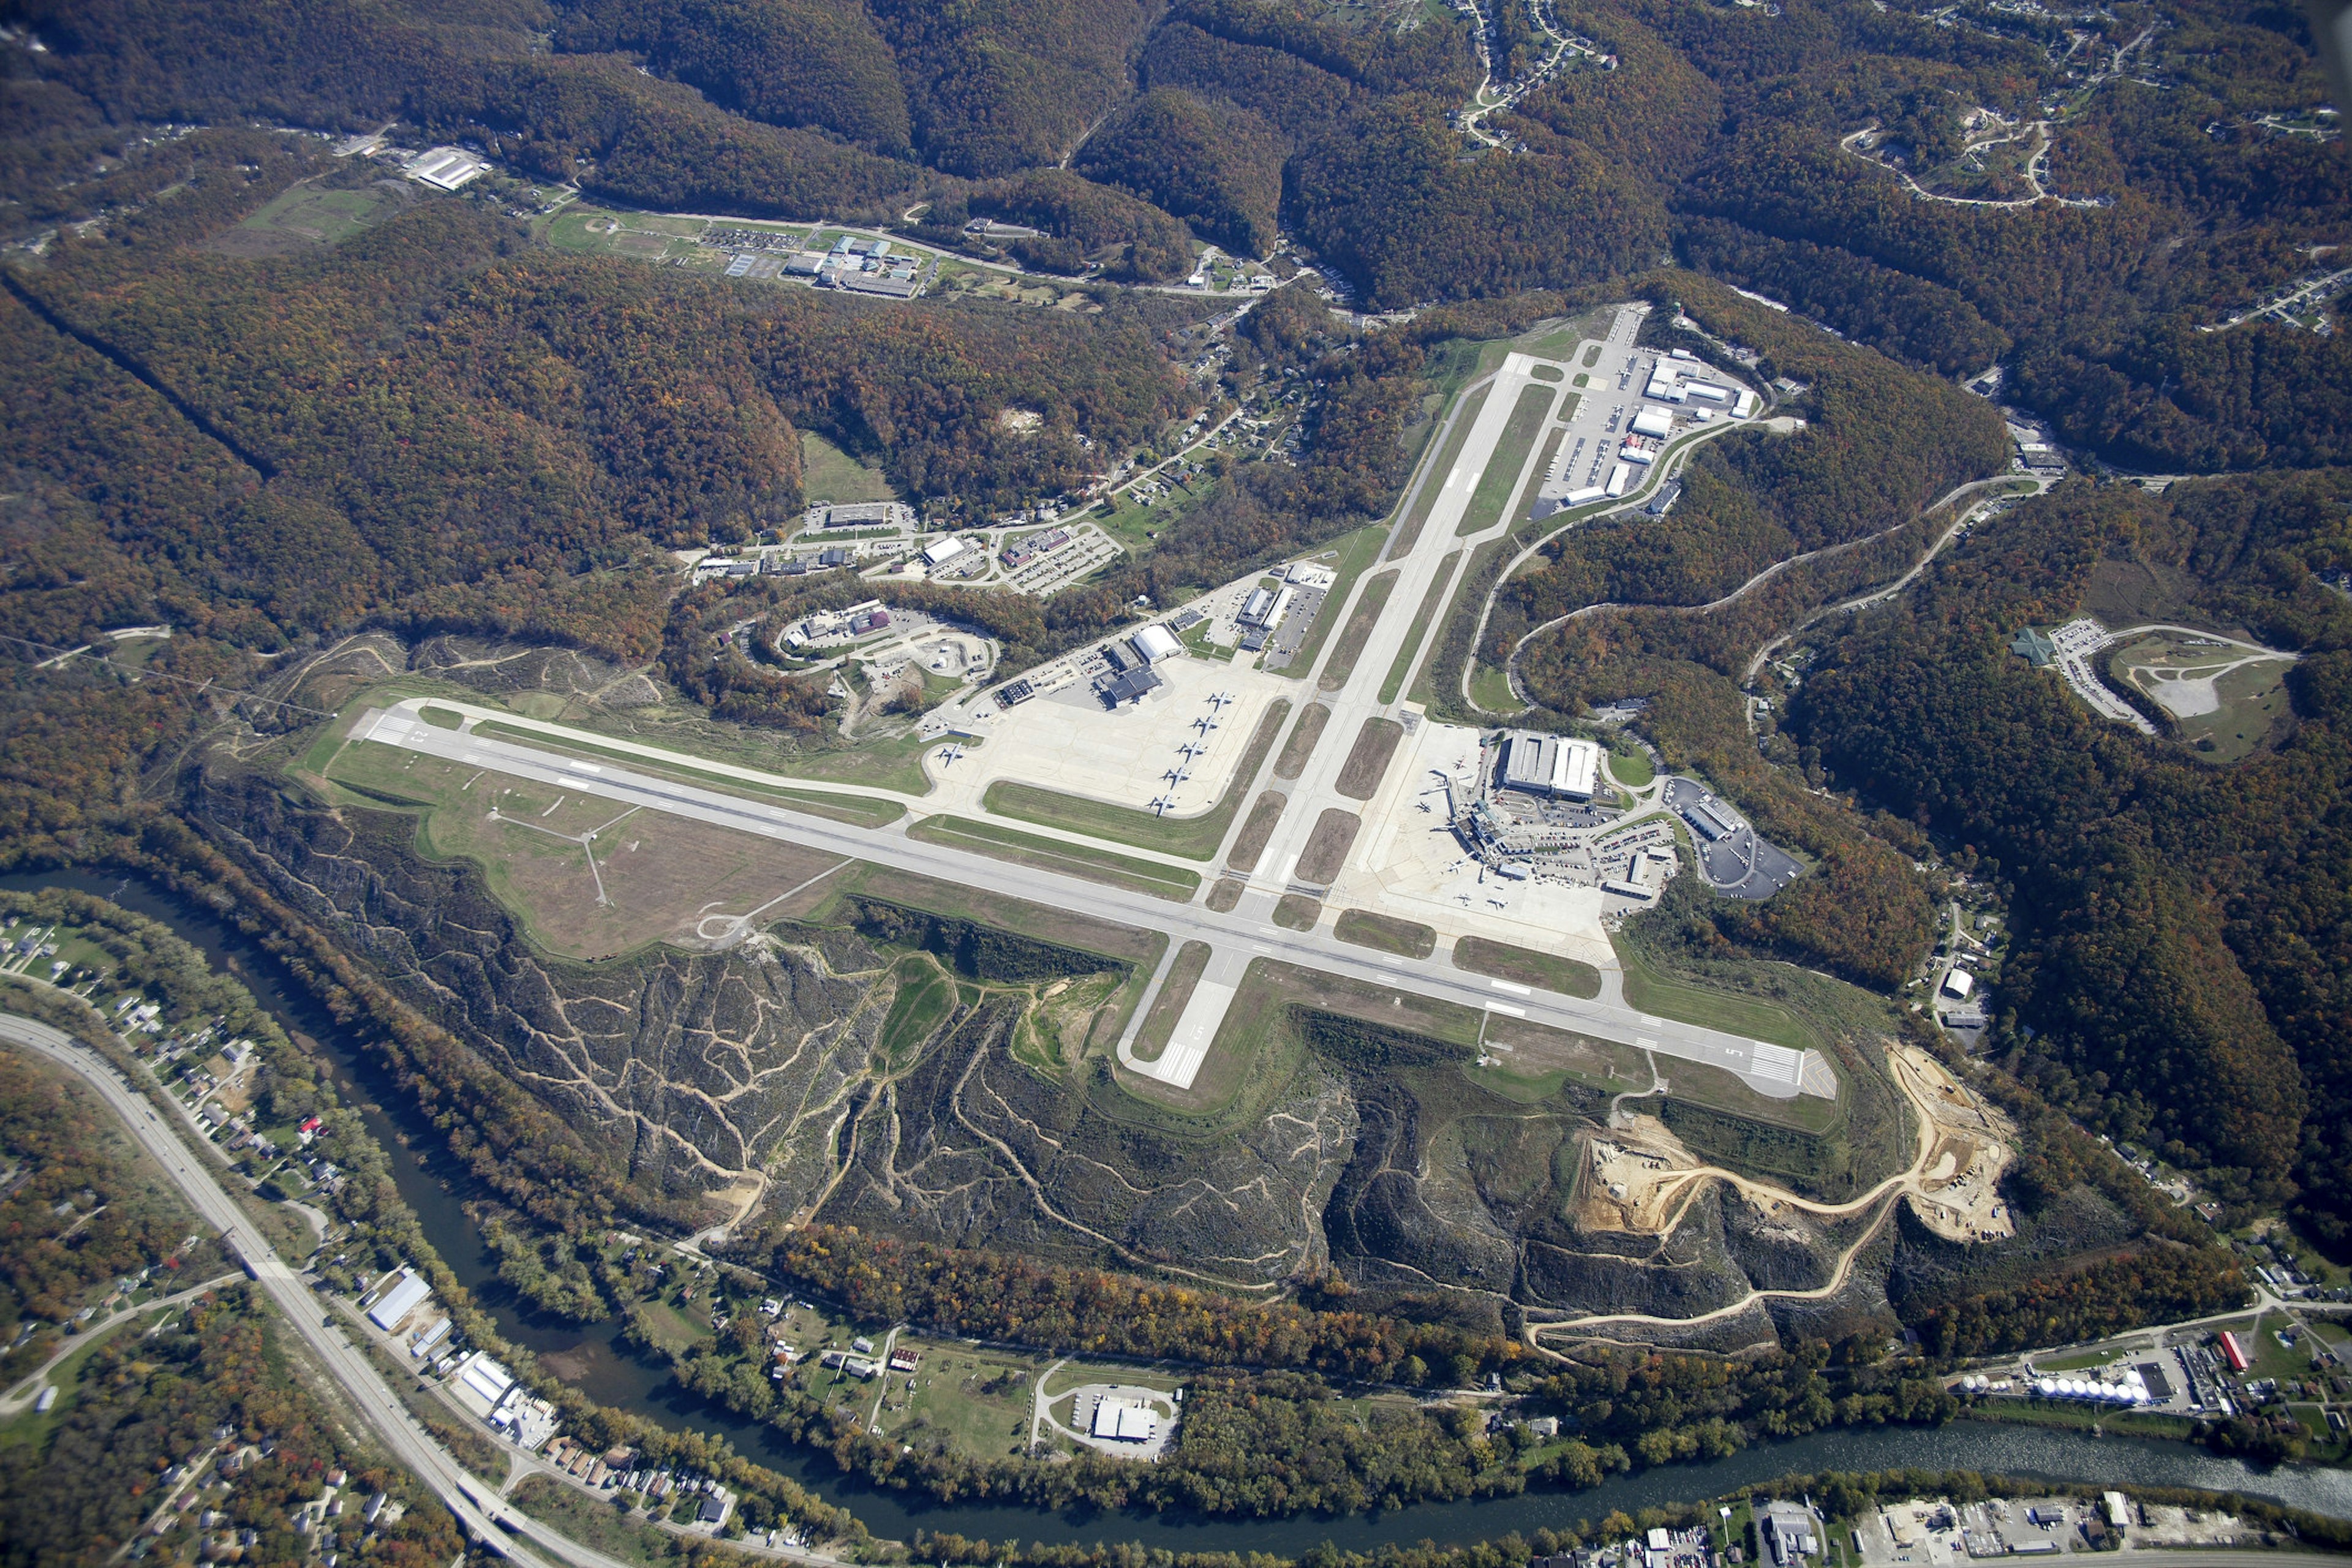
(10, 868), (2352, 1546)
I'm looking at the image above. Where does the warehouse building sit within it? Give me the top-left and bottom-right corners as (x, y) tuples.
(1095, 639), (1166, 707)
(1680, 796), (1743, 842)
(366, 1269), (432, 1332)
(1238, 584), (1295, 630)
(806, 502), (915, 531)
(405, 148), (487, 191)
(1090, 1399), (1161, 1443)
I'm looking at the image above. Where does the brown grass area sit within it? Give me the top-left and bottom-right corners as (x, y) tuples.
(1272, 894), (1322, 930)
(1274, 703), (1331, 780)
(1333, 909), (1436, 960)
(1319, 571), (1397, 693)
(1130, 941), (1212, 1064)
(1483, 1016), (1647, 1087)
(834, 864), (1164, 965)
(323, 744), (845, 959)
(1292, 809), (1361, 886)
(1205, 878), (1245, 913)
(1226, 791), (1289, 873)
(1248, 959), (1485, 1046)
(1334, 717), (1404, 801)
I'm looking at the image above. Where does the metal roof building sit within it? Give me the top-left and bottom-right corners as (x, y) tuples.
(1499, 733), (1602, 801)
(366, 1270), (432, 1332)
(1129, 624), (1182, 663)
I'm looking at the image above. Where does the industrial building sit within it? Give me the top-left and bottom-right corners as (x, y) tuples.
(805, 502), (914, 532)
(921, 536), (969, 567)
(1499, 732), (1604, 801)
(405, 147), (487, 190)
(1760, 1501), (1821, 1568)
(1238, 584), (1295, 631)
(1094, 637), (1167, 707)
(1941, 968), (1975, 1000)
(1643, 349), (1752, 418)
(366, 1269), (432, 1332)
(1090, 1398), (1161, 1443)
(1680, 795), (1743, 842)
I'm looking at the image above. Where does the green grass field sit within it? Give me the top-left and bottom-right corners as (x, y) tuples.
(1380, 553), (1460, 704)
(226, 181), (405, 247)
(309, 740), (850, 960)
(1608, 741), (1655, 786)
(1468, 659), (1517, 712)
(1411, 535), (1513, 714)
(879, 954), (958, 1065)
(801, 431), (900, 506)
(906, 816), (1201, 900)
(1452, 935), (1602, 998)
(2109, 633), (2293, 764)
(1094, 472), (1219, 560)
(1455, 384), (1554, 537)
(1389, 383), (1492, 561)
(1333, 910), (1436, 959)
(876, 1340), (1047, 1458)
(1320, 570), (1398, 693)
(1130, 941), (1212, 1063)
(1616, 941), (1825, 1055)
(981, 698), (1288, 860)
(470, 719), (919, 812)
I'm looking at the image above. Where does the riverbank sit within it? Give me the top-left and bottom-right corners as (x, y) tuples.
(7, 867), (2352, 1554)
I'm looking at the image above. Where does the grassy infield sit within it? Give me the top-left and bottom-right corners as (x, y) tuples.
(292, 320), (1872, 1164)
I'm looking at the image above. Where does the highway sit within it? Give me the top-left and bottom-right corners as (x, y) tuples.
(358, 704), (1813, 1099)
(0, 1011), (632, 1568)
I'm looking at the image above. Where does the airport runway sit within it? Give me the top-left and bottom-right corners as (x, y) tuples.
(358, 708), (1815, 1099)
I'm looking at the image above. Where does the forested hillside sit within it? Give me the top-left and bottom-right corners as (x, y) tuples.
(548, 0), (916, 154)
(1074, 88), (1286, 257)
(1791, 469), (2352, 1220)
(0, 132), (1186, 655)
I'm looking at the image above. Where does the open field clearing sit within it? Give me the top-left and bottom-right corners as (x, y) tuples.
(2108, 630), (2294, 763)
(308, 740), (845, 959)
(801, 430), (899, 505)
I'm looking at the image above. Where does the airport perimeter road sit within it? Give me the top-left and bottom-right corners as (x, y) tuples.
(356, 710), (1814, 1100)
(0, 1012), (630, 1568)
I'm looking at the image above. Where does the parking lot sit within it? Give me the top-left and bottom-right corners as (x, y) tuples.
(1259, 581), (1330, 671)
(1661, 777), (1803, 900)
